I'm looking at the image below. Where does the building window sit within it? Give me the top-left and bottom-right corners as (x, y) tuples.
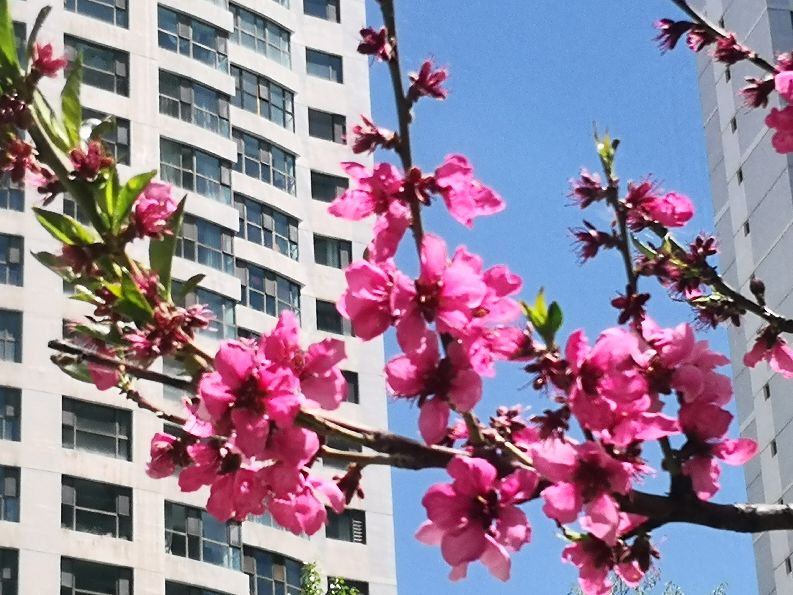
(158, 7), (229, 72)
(166, 582), (228, 595)
(304, 0), (339, 22)
(737, 167), (744, 184)
(763, 383), (771, 400)
(730, 116), (737, 133)
(0, 176), (23, 212)
(230, 65), (295, 131)
(0, 310), (21, 363)
(61, 397), (132, 461)
(83, 108), (131, 165)
(160, 138), (232, 205)
(725, 65), (731, 82)
(308, 109), (346, 144)
(164, 502), (242, 570)
(64, 36), (128, 96)
(177, 284), (237, 340)
(235, 194), (299, 260)
(237, 260), (301, 319)
(176, 215), (235, 274)
(324, 435), (362, 468)
(342, 371), (359, 404)
(771, 439), (778, 456)
(243, 546), (302, 595)
(0, 549), (17, 594)
(230, 3), (291, 68)
(0, 387), (20, 442)
(786, 556), (793, 575)
(13, 22), (24, 64)
(159, 71), (231, 138)
(237, 327), (261, 341)
(326, 509), (366, 544)
(65, 0), (129, 28)
(232, 129), (296, 195)
(743, 220), (750, 236)
(0, 234), (22, 286)
(314, 235), (351, 269)
(306, 48), (343, 83)
(60, 558), (132, 595)
(63, 195), (91, 225)
(316, 300), (349, 335)
(310, 171), (347, 203)
(61, 476), (132, 540)
(329, 578), (368, 595)
(0, 467), (19, 522)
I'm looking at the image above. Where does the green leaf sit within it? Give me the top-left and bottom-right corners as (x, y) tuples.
(31, 93), (72, 154)
(631, 237), (657, 259)
(86, 114), (115, 143)
(25, 6), (51, 70)
(149, 195), (186, 298)
(522, 289), (563, 345)
(521, 289), (548, 330)
(61, 55), (82, 146)
(0, 0), (19, 73)
(114, 271), (153, 322)
(33, 208), (97, 245)
(546, 301), (564, 338)
(113, 170), (156, 231)
(174, 273), (205, 304)
(55, 358), (93, 384)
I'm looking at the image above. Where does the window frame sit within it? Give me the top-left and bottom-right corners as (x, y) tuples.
(308, 108), (346, 144)
(235, 194), (299, 260)
(164, 501), (242, 571)
(61, 396), (132, 461)
(341, 371), (359, 404)
(0, 233), (23, 286)
(0, 466), (19, 523)
(230, 65), (295, 131)
(303, 0), (340, 22)
(0, 548), (17, 594)
(230, 3), (291, 68)
(64, 35), (129, 96)
(315, 299), (350, 335)
(159, 70), (231, 137)
(160, 138), (232, 205)
(326, 508), (366, 544)
(236, 260), (301, 319)
(0, 387), (20, 442)
(310, 171), (348, 203)
(232, 129), (296, 195)
(60, 557), (132, 595)
(177, 283), (237, 340)
(0, 310), (22, 363)
(176, 215), (235, 275)
(243, 546), (302, 595)
(82, 108), (131, 166)
(61, 475), (132, 540)
(0, 176), (23, 212)
(306, 48), (343, 83)
(157, 6), (229, 73)
(313, 234), (351, 269)
(64, 0), (129, 28)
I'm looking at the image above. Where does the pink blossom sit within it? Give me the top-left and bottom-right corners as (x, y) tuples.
(533, 440), (633, 545)
(775, 71), (793, 103)
(433, 155), (505, 227)
(415, 457), (537, 581)
(178, 442), (223, 492)
(563, 536), (644, 595)
(679, 402), (758, 500)
(268, 475), (344, 536)
(744, 334), (793, 378)
(145, 432), (182, 478)
(654, 19), (694, 52)
(206, 467), (267, 521)
(408, 59), (448, 101)
(386, 331), (481, 444)
(357, 27), (393, 61)
(133, 181), (177, 238)
(351, 115), (399, 154)
(259, 310), (347, 410)
(766, 106), (793, 153)
(712, 34), (751, 65)
(337, 259), (407, 341)
(31, 43), (67, 78)
(643, 192), (694, 228)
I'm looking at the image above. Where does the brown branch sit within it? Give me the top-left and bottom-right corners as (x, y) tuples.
(668, 0), (776, 73)
(621, 491), (793, 533)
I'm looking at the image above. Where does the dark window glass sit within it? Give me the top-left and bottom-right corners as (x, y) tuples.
(0, 176), (23, 212)
(176, 215), (235, 274)
(164, 502), (242, 570)
(64, 36), (128, 96)
(308, 109), (346, 144)
(60, 558), (132, 595)
(236, 260), (300, 319)
(157, 7), (229, 72)
(160, 138), (232, 205)
(61, 476), (132, 540)
(64, 0), (129, 28)
(175, 283), (236, 340)
(243, 546), (302, 595)
(326, 509), (366, 544)
(230, 3), (291, 68)
(0, 311), (21, 363)
(81, 108), (130, 165)
(0, 467), (19, 522)
(0, 387), (20, 441)
(342, 371), (359, 404)
(235, 194), (298, 260)
(159, 71), (230, 137)
(306, 48), (342, 83)
(313, 235), (351, 269)
(230, 65), (294, 131)
(316, 300), (349, 335)
(310, 171), (347, 203)
(61, 397), (132, 461)
(232, 129), (296, 195)
(62, 195), (91, 225)
(0, 549), (17, 594)
(0, 234), (23, 286)
(303, 0), (339, 22)
(166, 582), (229, 595)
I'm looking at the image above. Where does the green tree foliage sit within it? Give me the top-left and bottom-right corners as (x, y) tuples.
(300, 563), (362, 595)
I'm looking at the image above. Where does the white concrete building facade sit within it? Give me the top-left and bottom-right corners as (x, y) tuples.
(0, 0), (397, 593)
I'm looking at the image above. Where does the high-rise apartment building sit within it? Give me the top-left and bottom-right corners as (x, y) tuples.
(694, 1), (793, 594)
(0, 0), (397, 593)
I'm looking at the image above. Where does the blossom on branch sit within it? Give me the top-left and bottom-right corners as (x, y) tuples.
(433, 154), (505, 227)
(408, 59), (449, 101)
(132, 181), (177, 238)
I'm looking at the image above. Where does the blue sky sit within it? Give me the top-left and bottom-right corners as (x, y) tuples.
(364, 1), (758, 593)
